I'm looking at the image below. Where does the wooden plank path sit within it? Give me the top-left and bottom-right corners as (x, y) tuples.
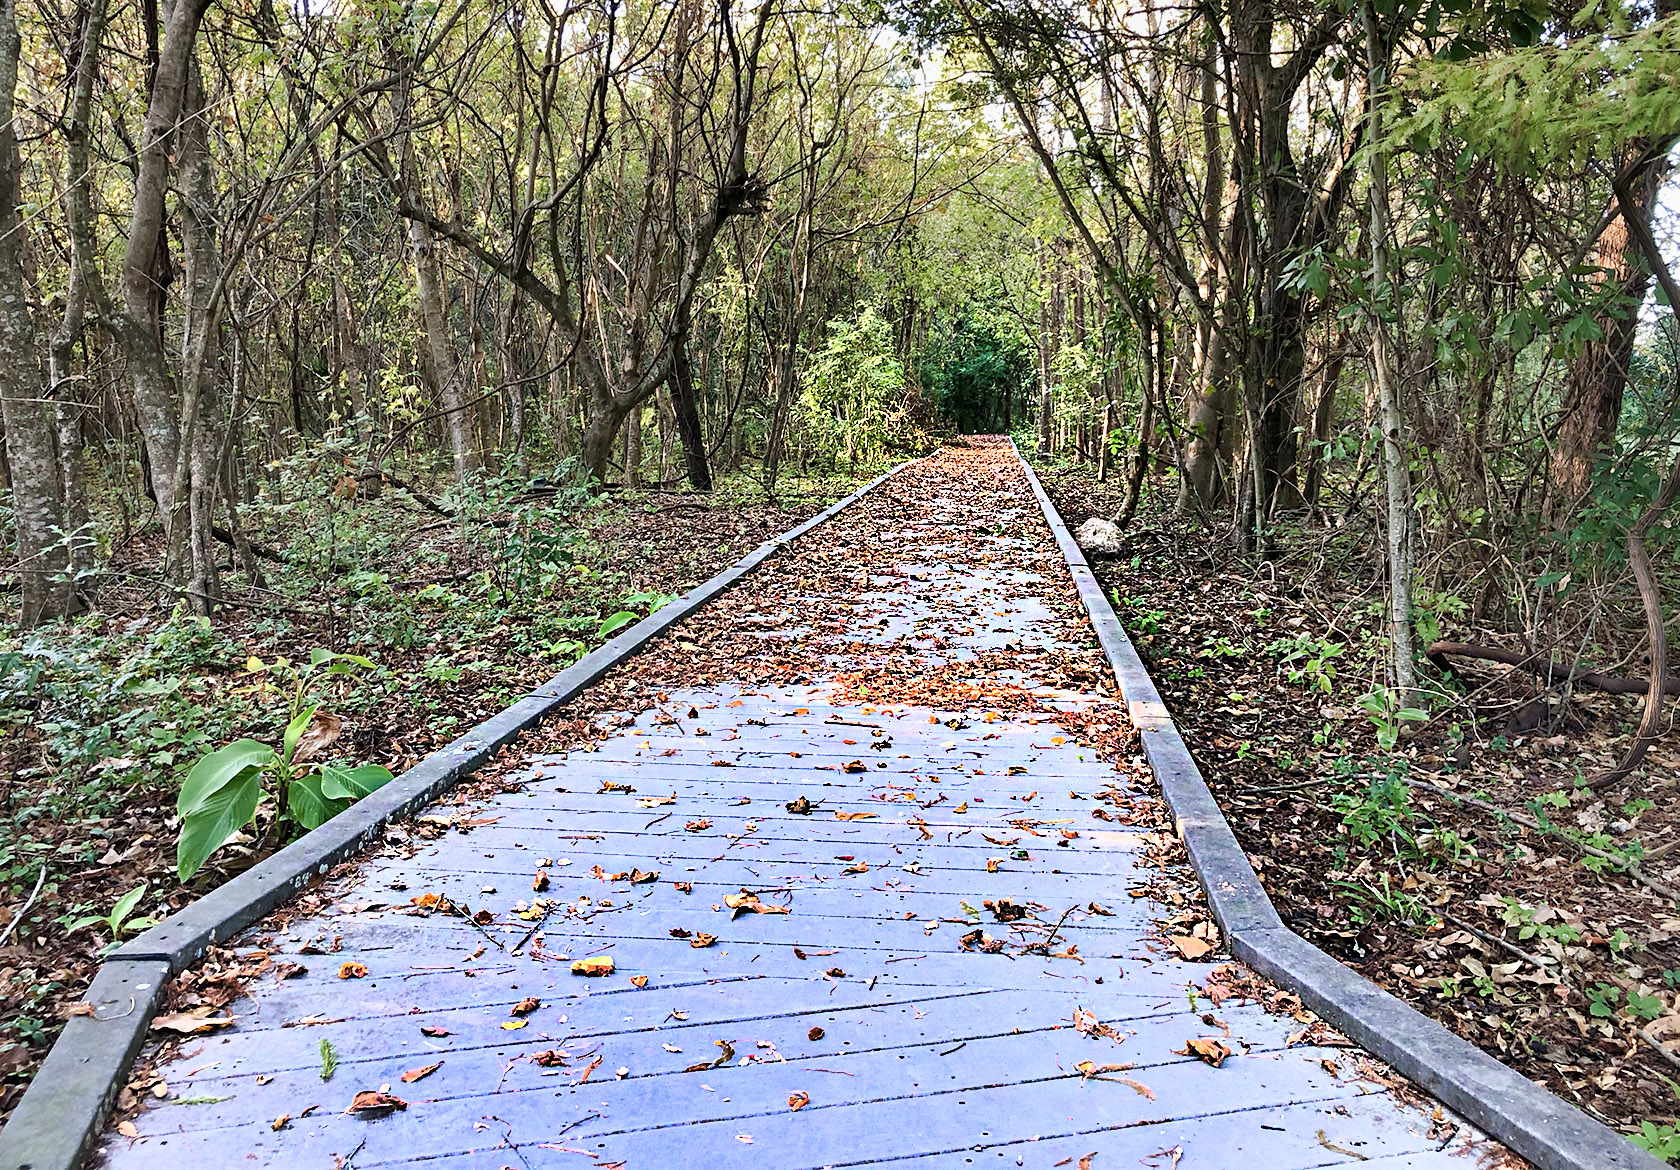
(98, 440), (1506, 1168)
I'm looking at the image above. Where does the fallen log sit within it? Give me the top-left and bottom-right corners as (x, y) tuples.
(1427, 641), (1680, 698)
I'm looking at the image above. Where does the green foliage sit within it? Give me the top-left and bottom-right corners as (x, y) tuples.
(798, 307), (928, 465)
(1359, 686), (1429, 751)
(1266, 634), (1344, 694)
(1630, 1120), (1680, 1161)
(65, 883), (158, 944)
(1397, 13), (1680, 174)
(1332, 770), (1416, 849)
(917, 312), (1035, 433)
(175, 651), (394, 880)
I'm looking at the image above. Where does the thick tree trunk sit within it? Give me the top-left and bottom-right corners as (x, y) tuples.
(116, 0), (210, 531)
(172, 57), (222, 613)
(669, 327), (713, 491)
(0, 0), (69, 626)
(1549, 156), (1662, 520)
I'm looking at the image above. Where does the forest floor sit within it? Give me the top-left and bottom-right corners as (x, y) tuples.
(1035, 457), (1680, 1157)
(0, 460), (876, 1126)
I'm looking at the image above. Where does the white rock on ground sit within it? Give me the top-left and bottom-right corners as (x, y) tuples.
(1076, 515), (1121, 553)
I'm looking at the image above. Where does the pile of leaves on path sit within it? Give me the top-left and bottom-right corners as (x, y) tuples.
(1036, 459), (1680, 1154)
(0, 468), (866, 1125)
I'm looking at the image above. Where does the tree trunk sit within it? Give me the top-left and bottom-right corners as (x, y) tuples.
(0, 0), (69, 625)
(1548, 153), (1663, 520)
(396, 70), (479, 482)
(1364, 1), (1418, 703)
(669, 323), (713, 491)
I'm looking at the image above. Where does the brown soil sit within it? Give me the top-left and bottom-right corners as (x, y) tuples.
(1035, 460), (1680, 1148)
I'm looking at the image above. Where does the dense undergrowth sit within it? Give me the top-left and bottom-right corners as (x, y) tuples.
(1034, 453), (1680, 1159)
(0, 457), (876, 1121)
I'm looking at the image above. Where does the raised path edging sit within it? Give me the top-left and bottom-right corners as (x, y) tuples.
(1010, 439), (1664, 1170)
(0, 461), (912, 1170)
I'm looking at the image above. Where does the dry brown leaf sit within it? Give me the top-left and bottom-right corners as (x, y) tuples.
(291, 711), (342, 765)
(151, 1008), (234, 1035)
(630, 975), (649, 988)
(1177, 1037), (1231, 1067)
(337, 961), (369, 979)
(344, 1089), (407, 1117)
(400, 1061), (441, 1083)
(511, 996), (541, 1016)
(1168, 935), (1212, 961)
(788, 1091), (810, 1111)
(571, 955), (615, 976)
(690, 933), (718, 948)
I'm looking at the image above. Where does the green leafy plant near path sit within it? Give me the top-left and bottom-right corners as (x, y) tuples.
(176, 650), (394, 880)
(65, 883), (158, 948)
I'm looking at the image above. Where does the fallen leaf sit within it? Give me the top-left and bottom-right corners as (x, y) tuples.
(788, 1091), (810, 1111)
(151, 1008), (235, 1035)
(571, 955), (615, 976)
(725, 891), (790, 917)
(420, 1025), (452, 1037)
(533, 869), (550, 892)
(685, 819), (713, 832)
(345, 1090), (407, 1118)
(808, 1027), (825, 1041)
(825, 967), (846, 978)
(531, 1050), (567, 1067)
(337, 961), (369, 979)
(268, 1114), (289, 1132)
(1168, 935), (1212, 961)
(501, 1019), (529, 1030)
(786, 796), (814, 815)
(834, 810), (877, 821)
(631, 975), (649, 988)
(673, 882), (693, 893)
(691, 933), (718, 948)
(1177, 1037), (1231, 1067)
(400, 1062), (441, 1083)
(511, 996), (541, 1016)
(291, 711), (343, 765)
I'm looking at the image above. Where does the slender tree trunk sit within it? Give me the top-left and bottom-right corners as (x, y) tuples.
(1364, 1), (1418, 703)
(396, 70), (479, 482)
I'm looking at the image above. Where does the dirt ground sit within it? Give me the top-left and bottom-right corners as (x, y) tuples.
(1035, 459), (1680, 1150)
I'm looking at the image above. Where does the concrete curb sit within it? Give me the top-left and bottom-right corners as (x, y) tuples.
(0, 461), (912, 1170)
(1011, 440), (1663, 1170)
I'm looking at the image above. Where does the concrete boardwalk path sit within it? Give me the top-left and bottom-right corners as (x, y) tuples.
(100, 441), (1503, 1169)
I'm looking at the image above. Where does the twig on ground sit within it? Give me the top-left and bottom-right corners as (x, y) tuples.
(0, 865), (47, 946)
